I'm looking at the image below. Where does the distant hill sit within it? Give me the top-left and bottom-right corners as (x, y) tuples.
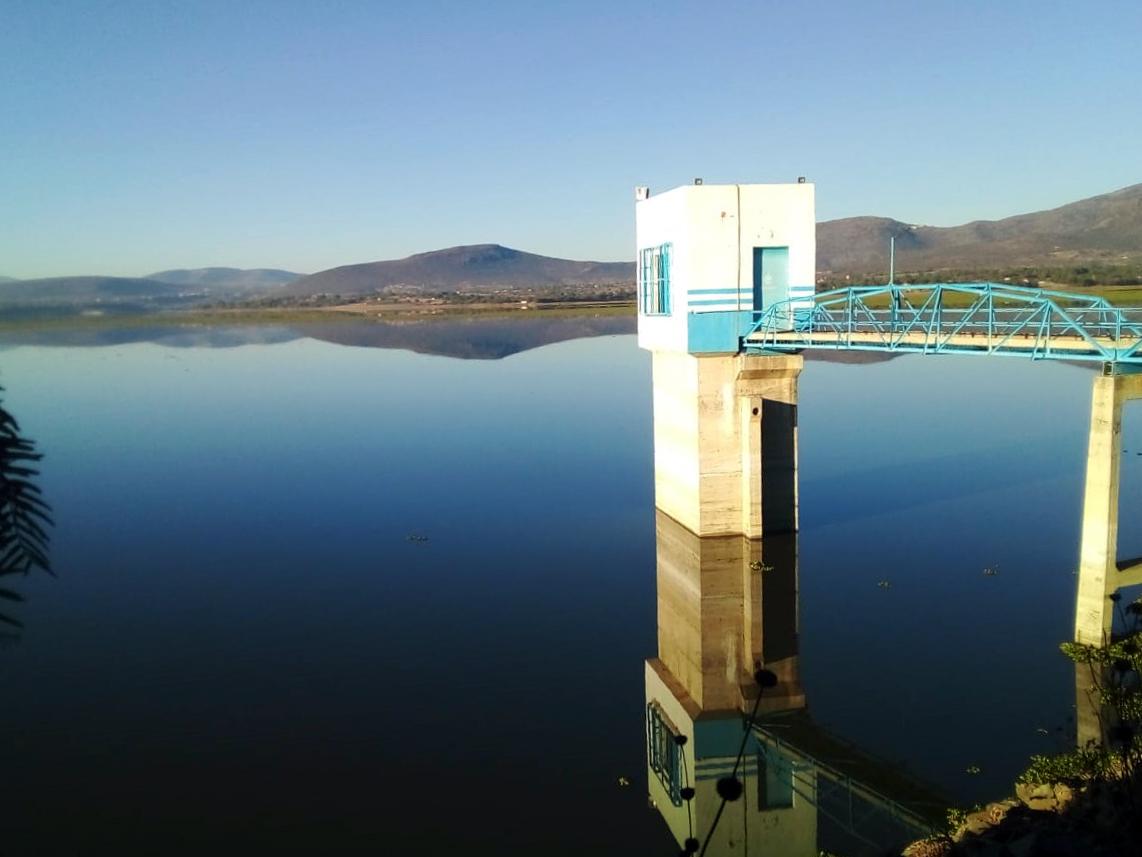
(278, 244), (634, 297)
(0, 276), (18, 284)
(818, 183), (1142, 274)
(0, 276), (186, 306)
(148, 267), (302, 289)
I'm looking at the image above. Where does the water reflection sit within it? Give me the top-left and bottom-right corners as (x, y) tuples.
(642, 355), (1140, 854)
(644, 511), (948, 856)
(0, 313), (636, 359)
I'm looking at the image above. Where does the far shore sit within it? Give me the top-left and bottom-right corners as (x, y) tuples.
(0, 300), (637, 333)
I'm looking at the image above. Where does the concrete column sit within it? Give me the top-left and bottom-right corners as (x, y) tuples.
(1073, 371), (1142, 645)
(1072, 370), (1142, 748)
(651, 351), (802, 538)
(1074, 375), (1123, 646)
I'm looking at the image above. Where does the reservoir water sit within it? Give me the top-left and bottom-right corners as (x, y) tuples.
(0, 317), (1128, 855)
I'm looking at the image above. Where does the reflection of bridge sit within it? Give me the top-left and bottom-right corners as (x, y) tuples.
(745, 283), (1142, 366)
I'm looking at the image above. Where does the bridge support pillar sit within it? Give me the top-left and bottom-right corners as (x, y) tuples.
(1074, 371), (1142, 745)
(651, 351), (802, 538)
(1074, 371), (1142, 645)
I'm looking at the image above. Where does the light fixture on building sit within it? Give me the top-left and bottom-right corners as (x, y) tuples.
(694, 178), (703, 185)
(635, 186), (650, 201)
(797, 176), (806, 184)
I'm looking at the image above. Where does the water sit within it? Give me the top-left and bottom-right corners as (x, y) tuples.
(0, 318), (1127, 854)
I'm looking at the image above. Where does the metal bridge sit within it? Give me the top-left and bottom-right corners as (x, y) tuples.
(744, 283), (1142, 367)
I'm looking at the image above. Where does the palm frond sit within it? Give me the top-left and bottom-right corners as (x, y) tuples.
(0, 387), (53, 636)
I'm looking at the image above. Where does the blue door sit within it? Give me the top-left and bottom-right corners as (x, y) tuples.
(752, 246), (789, 317)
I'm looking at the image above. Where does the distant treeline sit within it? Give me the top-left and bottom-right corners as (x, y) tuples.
(819, 263), (1142, 290)
(210, 283), (636, 310)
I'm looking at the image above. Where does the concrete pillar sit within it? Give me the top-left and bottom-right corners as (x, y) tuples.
(1074, 371), (1142, 646)
(652, 351), (802, 538)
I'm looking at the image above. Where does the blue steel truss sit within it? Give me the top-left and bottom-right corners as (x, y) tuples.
(744, 283), (1142, 366)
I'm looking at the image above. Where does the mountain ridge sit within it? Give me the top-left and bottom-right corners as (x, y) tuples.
(4, 183), (1139, 304)
(148, 267), (302, 289)
(817, 183), (1142, 273)
(276, 244), (634, 297)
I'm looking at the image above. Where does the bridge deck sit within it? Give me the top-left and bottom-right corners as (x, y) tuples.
(743, 283), (1142, 366)
(749, 328), (1142, 357)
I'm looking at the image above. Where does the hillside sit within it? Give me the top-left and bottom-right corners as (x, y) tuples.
(148, 267), (302, 289)
(278, 244), (633, 297)
(818, 183), (1142, 274)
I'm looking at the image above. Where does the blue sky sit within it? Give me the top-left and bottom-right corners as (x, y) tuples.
(2, 0), (1140, 278)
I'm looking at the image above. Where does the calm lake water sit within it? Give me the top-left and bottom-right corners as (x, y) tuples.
(0, 317), (1132, 855)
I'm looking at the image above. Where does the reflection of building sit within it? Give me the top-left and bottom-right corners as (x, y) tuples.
(645, 511), (814, 855)
(643, 509), (947, 856)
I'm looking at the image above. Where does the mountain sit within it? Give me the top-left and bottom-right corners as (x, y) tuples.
(0, 276), (18, 283)
(278, 244), (634, 297)
(818, 183), (1142, 274)
(147, 267), (302, 289)
(0, 276), (186, 306)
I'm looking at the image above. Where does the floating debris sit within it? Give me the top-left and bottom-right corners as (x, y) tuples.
(965, 765), (981, 775)
(407, 534), (430, 544)
(877, 579), (892, 589)
(1036, 727), (1049, 735)
(983, 565), (1000, 577)
(617, 776), (630, 787)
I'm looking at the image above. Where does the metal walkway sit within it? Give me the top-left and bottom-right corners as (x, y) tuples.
(751, 710), (948, 855)
(744, 283), (1142, 367)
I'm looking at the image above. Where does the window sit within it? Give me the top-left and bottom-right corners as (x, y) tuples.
(639, 243), (672, 316)
(647, 701), (684, 805)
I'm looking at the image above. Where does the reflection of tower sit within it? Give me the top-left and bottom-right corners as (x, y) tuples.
(636, 182), (818, 855)
(1073, 372), (1142, 746)
(645, 511), (815, 856)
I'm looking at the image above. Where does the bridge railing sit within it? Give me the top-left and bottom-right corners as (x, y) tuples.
(747, 283), (1142, 365)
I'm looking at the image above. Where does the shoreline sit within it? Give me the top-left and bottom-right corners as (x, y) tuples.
(0, 300), (637, 333)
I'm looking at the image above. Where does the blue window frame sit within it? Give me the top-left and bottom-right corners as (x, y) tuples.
(639, 243), (672, 316)
(647, 701), (684, 805)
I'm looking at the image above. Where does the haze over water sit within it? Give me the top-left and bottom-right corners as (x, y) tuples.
(0, 320), (1129, 854)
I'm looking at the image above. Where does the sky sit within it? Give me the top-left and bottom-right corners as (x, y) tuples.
(2, 0), (1140, 279)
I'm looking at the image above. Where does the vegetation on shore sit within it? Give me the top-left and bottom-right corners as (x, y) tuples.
(0, 300), (636, 335)
(820, 262), (1142, 292)
(907, 601), (1142, 856)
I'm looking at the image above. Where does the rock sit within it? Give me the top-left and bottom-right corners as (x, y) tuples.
(1015, 781), (1074, 812)
(960, 809), (995, 837)
(901, 837), (951, 857)
(983, 798), (1018, 825)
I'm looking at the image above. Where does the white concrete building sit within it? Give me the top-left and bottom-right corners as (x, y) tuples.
(636, 182), (816, 355)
